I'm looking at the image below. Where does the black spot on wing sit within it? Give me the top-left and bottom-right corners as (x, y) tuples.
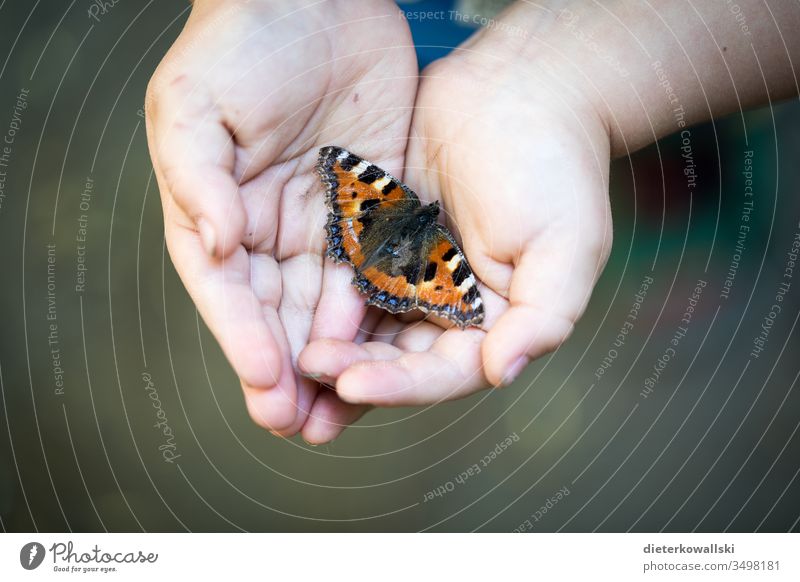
(441, 247), (457, 262)
(423, 262), (437, 282)
(452, 260), (470, 287)
(399, 261), (420, 286)
(463, 285), (479, 304)
(340, 154), (361, 171)
(357, 214), (373, 231)
(359, 198), (381, 213)
(382, 180), (397, 195)
(358, 165), (384, 184)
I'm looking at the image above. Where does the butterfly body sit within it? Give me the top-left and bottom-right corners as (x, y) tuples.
(317, 146), (484, 328)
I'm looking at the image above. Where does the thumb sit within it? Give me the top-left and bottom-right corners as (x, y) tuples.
(482, 226), (612, 387)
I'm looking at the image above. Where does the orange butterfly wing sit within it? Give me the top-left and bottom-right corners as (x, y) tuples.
(318, 146), (417, 267)
(317, 146), (484, 328)
(415, 226), (484, 328)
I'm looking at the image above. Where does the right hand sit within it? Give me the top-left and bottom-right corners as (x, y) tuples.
(145, 0), (419, 442)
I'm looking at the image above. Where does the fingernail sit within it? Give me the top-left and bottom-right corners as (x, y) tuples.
(301, 371), (323, 380)
(501, 356), (530, 387)
(197, 218), (216, 258)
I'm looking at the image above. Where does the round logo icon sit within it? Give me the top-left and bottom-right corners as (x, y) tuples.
(20, 542), (46, 570)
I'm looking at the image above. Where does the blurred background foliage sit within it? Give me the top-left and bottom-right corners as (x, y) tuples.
(0, 0), (798, 532)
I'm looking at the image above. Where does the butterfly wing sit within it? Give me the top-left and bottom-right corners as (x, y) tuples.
(317, 146), (484, 328)
(317, 146), (419, 266)
(414, 225), (484, 328)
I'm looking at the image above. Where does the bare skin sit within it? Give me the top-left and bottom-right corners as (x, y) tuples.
(147, 0), (799, 443)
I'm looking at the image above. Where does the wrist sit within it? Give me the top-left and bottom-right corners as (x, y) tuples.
(478, 0), (800, 157)
(446, 2), (614, 153)
(473, 1), (669, 157)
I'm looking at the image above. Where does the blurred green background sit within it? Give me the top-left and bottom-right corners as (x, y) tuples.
(1, 1), (799, 532)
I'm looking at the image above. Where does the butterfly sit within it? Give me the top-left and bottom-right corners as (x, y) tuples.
(317, 146), (484, 329)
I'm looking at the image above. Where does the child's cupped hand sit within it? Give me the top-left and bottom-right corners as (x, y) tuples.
(146, 0), (612, 443)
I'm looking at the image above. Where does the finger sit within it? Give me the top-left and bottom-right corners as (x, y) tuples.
(300, 263), (386, 386)
(297, 317), (442, 442)
(482, 228), (611, 387)
(267, 253), (324, 437)
(268, 376), (318, 438)
(354, 308), (387, 344)
(300, 389), (371, 444)
(240, 304), (298, 432)
(335, 328), (488, 406)
(298, 339), (403, 385)
(309, 260), (367, 343)
(292, 260), (374, 441)
(165, 222), (298, 432)
(167, 224), (283, 388)
(147, 74), (246, 258)
(389, 320), (444, 351)
(369, 312), (412, 343)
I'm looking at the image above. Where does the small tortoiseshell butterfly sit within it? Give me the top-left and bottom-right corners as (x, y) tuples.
(317, 146), (484, 329)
